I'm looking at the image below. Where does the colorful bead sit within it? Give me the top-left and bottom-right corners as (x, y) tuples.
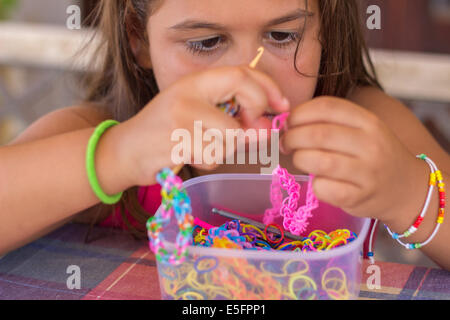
(413, 217), (424, 229)
(383, 154), (445, 253)
(430, 173), (437, 186)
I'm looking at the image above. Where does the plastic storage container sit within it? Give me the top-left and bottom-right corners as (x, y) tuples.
(154, 174), (371, 300)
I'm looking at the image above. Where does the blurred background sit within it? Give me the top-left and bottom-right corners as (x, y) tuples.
(0, 0), (449, 268)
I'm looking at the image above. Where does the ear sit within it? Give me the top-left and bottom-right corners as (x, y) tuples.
(129, 33), (153, 70)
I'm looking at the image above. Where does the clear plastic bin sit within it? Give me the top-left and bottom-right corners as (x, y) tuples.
(154, 174), (371, 300)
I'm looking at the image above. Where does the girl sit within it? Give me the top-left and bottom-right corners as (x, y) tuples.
(1, 0), (449, 270)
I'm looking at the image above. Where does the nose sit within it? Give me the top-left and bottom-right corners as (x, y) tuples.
(222, 43), (265, 69)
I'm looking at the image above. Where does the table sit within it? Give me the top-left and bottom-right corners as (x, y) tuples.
(0, 223), (449, 300)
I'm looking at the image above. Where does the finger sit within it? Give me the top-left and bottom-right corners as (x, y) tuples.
(282, 124), (367, 157)
(191, 66), (289, 125)
(312, 176), (363, 210)
(241, 66), (291, 113)
(292, 150), (366, 187)
(288, 96), (379, 130)
(181, 99), (241, 133)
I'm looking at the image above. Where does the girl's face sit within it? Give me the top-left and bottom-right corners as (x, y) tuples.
(146, 0), (321, 108)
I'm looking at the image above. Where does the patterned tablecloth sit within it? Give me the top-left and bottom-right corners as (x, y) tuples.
(0, 223), (449, 300)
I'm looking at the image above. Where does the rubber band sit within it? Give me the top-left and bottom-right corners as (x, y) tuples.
(241, 224), (267, 240)
(288, 274), (318, 300)
(321, 267), (350, 300)
(194, 256), (219, 275)
(159, 266), (179, 281)
(180, 290), (206, 300)
(264, 223), (285, 245)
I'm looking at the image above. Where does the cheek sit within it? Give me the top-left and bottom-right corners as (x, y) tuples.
(148, 30), (202, 92)
(280, 29), (322, 107)
(150, 49), (195, 92)
(272, 46), (321, 108)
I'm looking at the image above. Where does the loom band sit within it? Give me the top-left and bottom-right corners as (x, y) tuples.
(162, 278), (185, 299)
(193, 233), (206, 244)
(264, 224), (285, 245)
(159, 266), (180, 281)
(259, 263), (291, 279)
(193, 235), (205, 245)
(288, 274), (318, 300)
(246, 229), (266, 243)
(322, 278), (349, 297)
(283, 261), (310, 279)
(308, 229), (328, 239)
(228, 235), (247, 245)
(282, 219), (292, 232)
(285, 193), (299, 205)
(323, 278), (350, 298)
(257, 279), (283, 300)
(302, 238), (314, 247)
(241, 224), (267, 241)
(321, 268), (348, 293)
(240, 232), (257, 245)
(315, 239), (328, 251)
(287, 241), (306, 249)
(179, 290), (206, 301)
(234, 219), (241, 232)
(186, 268), (212, 293)
(227, 229), (241, 237)
(277, 243), (294, 251)
(169, 255), (186, 266)
(191, 225), (203, 237)
(175, 233), (192, 248)
(213, 237), (240, 250)
(252, 239), (269, 249)
(236, 264), (258, 282)
(326, 237), (348, 250)
(330, 229), (350, 239)
(295, 287), (319, 300)
(287, 190), (300, 201)
(306, 242), (318, 252)
(221, 272), (244, 295)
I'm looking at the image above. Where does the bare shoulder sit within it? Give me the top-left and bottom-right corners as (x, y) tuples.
(8, 103), (112, 145)
(348, 86), (449, 171)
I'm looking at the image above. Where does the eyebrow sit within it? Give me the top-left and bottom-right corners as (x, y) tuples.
(168, 9), (313, 31)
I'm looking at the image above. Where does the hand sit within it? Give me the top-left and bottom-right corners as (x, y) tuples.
(117, 66), (290, 186)
(281, 96), (425, 222)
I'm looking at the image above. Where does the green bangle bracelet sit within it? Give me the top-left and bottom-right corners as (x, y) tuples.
(86, 120), (123, 205)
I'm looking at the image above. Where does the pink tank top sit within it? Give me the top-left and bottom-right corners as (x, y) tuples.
(100, 184), (162, 230)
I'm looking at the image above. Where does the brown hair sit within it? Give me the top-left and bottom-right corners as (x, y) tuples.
(81, 0), (382, 240)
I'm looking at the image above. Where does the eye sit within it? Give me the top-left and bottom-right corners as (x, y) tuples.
(266, 31), (301, 48)
(185, 36), (224, 56)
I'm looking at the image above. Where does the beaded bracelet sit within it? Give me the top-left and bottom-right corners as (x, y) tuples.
(147, 168), (194, 265)
(368, 155), (446, 262)
(86, 120), (124, 205)
(387, 154), (436, 240)
(384, 155), (445, 250)
(367, 154), (446, 262)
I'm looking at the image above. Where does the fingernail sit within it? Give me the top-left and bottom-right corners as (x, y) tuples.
(281, 97), (290, 110)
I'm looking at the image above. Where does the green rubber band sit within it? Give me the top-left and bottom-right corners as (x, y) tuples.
(86, 120), (123, 205)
